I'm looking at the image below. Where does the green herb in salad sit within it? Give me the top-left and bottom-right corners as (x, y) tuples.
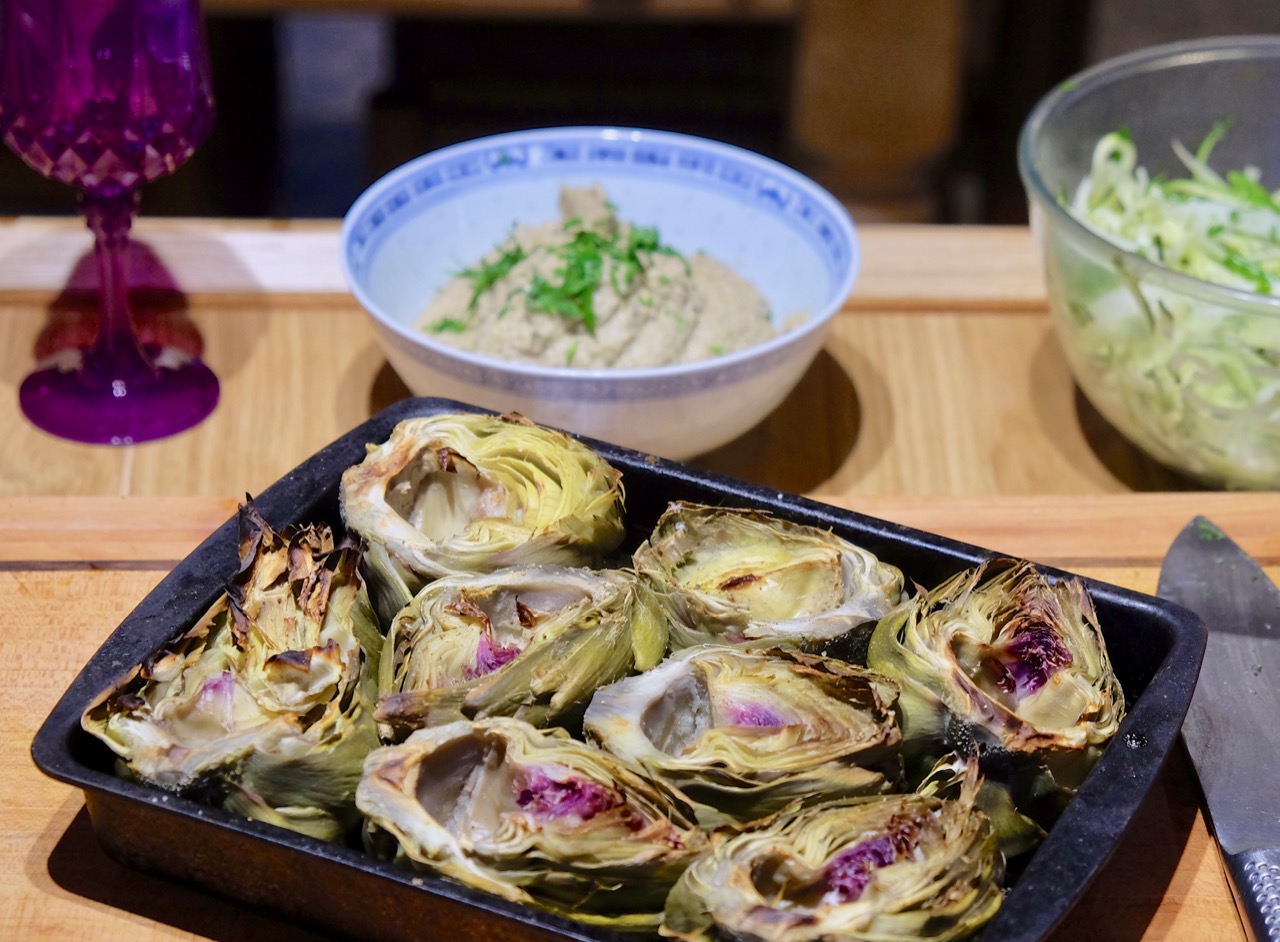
(1067, 122), (1280, 294)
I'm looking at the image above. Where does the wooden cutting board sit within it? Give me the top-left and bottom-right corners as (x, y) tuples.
(4, 493), (1275, 942)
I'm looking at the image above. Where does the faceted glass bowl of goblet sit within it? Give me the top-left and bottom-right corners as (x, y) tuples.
(0, 0), (220, 444)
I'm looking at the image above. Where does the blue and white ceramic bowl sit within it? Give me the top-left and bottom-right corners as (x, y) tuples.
(341, 127), (859, 459)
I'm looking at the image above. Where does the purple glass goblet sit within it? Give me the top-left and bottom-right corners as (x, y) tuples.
(0, 0), (220, 444)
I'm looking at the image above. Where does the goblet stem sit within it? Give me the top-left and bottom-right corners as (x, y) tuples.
(18, 191), (220, 445)
(82, 191), (153, 382)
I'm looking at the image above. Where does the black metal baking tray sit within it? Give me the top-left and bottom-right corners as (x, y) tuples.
(31, 397), (1207, 942)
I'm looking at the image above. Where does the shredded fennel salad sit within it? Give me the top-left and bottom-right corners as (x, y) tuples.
(1069, 124), (1280, 292)
(1051, 124), (1280, 489)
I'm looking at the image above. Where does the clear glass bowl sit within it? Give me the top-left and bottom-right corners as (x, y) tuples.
(1018, 36), (1280, 490)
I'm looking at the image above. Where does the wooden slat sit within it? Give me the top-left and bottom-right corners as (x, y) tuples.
(0, 301), (1203, 499)
(2, 494), (1275, 568)
(0, 218), (1270, 942)
(0, 218), (350, 295)
(0, 218), (1045, 304)
(851, 224), (1045, 309)
(0, 494), (1260, 942)
(817, 492), (1280, 568)
(0, 497), (237, 564)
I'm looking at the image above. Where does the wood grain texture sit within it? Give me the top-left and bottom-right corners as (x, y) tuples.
(0, 218), (1046, 302)
(3, 495), (1267, 942)
(0, 497), (237, 563)
(0, 220), (1270, 942)
(2, 493), (1274, 567)
(0, 222), (1197, 499)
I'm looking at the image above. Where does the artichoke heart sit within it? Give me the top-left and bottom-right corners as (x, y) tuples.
(634, 502), (905, 652)
(867, 557), (1126, 826)
(81, 504), (384, 842)
(661, 773), (1004, 942)
(583, 646), (904, 825)
(357, 717), (707, 928)
(340, 412), (626, 620)
(376, 564), (667, 736)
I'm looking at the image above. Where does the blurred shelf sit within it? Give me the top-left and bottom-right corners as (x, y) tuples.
(203, 0), (797, 19)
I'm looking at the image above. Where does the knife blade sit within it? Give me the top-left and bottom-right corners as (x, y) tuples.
(1158, 516), (1280, 942)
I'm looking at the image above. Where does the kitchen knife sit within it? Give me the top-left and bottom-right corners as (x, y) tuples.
(1158, 516), (1280, 942)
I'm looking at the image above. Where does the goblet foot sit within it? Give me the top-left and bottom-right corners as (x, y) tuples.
(19, 346), (219, 445)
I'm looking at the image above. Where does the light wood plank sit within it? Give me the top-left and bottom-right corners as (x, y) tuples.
(815, 493), (1280, 568)
(0, 218), (349, 295)
(2, 568), (332, 942)
(3, 494), (1274, 567)
(0, 497), (237, 563)
(1, 494), (1259, 942)
(851, 225), (1045, 309)
(0, 299), (1201, 499)
(0, 218), (1045, 303)
(0, 219), (1266, 942)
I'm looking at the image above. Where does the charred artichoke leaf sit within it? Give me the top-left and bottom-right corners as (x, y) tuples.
(340, 412), (626, 622)
(375, 564), (667, 737)
(633, 502), (905, 652)
(356, 716), (706, 928)
(82, 504), (383, 842)
(583, 645), (903, 826)
(867, 557), (1126, 825)
(661, 772), (1003, 942)
(917, 752), (1046, 859)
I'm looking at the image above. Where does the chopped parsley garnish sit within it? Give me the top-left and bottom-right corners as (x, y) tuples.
(431, 242), (528, 331)
(523, 218), (686, 335)
(430, 204), (689, 340)
(430, 317), (470, 334)
(461, 243), (527, 311)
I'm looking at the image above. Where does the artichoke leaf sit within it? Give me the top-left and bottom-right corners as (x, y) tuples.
(867, 557), (1126, 827)
(660, 772), (1004, 942)
(376, 565), (668, 738)
(81, 504), (383, 842)
(634, 502), (905, 653)
(917, 752), (1046, 859)
(584, 645), (904, 826)
(340, 412), (626, 623)
(357, 717), (706, 927)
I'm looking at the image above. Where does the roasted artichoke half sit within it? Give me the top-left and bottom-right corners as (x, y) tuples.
(357, 717), (707, 928)
(82, 505), (383, 842)
(375, 564), (667, 737)
(633, 502), (905, 652)
(583, 646), (903, 825)
(661, 773), (1003, 942)
(867, 557), (1126, 828)
(340, 412), (626, 621)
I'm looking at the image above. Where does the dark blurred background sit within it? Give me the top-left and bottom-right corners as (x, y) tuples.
(3, 0), (1278, 224)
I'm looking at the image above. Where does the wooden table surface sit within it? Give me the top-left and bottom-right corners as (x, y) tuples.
(1, 218), (1273, 942)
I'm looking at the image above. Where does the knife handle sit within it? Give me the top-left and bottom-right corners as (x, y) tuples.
(1224, 847), (1280, 942)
